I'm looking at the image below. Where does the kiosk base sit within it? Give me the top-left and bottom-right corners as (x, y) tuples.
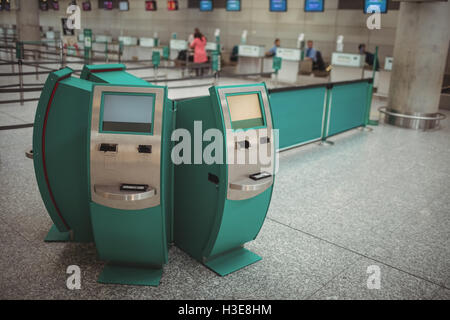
(97, 264), (163, 286)
(44, 224), (71, 242)
(204, 247), (262, 277)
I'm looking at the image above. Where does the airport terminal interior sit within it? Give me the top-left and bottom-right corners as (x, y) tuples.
(0, 0), (449, 300)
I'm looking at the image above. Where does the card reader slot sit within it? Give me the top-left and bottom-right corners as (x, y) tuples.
(260, 137), (270, 144)
(138, 145), (152, 154)
(208, 173), (219, 185)
(120, 184), (149, 192)
(236, 140), (251, 149)
(249, 172), (272, 181)
(99, 143), (118, 153)
(94, 184), (156, 201)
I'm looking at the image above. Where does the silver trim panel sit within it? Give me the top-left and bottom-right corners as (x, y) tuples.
(229, 178), (273, 192)
(90, 85), (164, 210)
(217, 85), (275, 201)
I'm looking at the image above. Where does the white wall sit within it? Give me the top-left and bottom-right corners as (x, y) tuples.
(0, 0), (398, 62)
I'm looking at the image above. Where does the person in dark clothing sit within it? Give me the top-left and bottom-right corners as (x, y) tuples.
(359, 44), (379, 71)
(230, 45), (239, 62)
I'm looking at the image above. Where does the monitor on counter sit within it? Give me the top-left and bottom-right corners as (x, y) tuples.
(101, 93), (155, 134)
(168, 0), (178, 11)
(304, 0), (324, 12)
(103, 1), (113, 10)
(227, 93), (265, 130)
(226, 0), (241, 11)
(82, 1), (92, 11)
(119, 1), (129, 11)
(269, 0), (287, 12)
(200, 0), (213, 11)
(145, 0), (157, 11)
(364, 0), (388, 14)
(51, 0), (59, 10)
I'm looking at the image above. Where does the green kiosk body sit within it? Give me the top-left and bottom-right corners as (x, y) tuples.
(173, 84), (276, 276)
(33, 64), (173, 286)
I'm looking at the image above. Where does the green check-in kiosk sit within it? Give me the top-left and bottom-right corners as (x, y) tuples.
(174, 84), (275, 276)
(86, 68), (173, 286)
(33, 64), (173, 286)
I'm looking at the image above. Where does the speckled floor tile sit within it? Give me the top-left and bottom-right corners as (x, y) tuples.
(309, 258), (440, 300)
(432, 287), (450, 300)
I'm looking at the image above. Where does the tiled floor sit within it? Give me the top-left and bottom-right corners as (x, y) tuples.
(0, 62), (449, 299)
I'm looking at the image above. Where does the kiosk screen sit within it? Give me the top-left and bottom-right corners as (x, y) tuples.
(227, 93), (264, 130)
(102, 94), (154, 133)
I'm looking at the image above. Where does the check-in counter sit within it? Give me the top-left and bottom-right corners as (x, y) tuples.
(170, 39), (188, 60)
(205, 42), (218, 52)
(330, 52), (366, 82)
(118, 36), (161, 61)
(375, 57), (393, 97)
(237, 44), (267, 74)
(276, 47), (302, 83)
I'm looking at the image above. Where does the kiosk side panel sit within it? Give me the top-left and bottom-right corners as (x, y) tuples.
(33, 69), (73, 233)
(44, 78), (94, 242)
(33, 68), (94, 241)
(173, 96), (227, 261)
(162, 96), (175, 244)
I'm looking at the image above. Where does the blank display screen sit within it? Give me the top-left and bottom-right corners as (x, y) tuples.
(227, 93), (264, 130)
(102, 94), (154, 133)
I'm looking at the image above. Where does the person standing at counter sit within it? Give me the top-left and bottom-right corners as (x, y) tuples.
(359, 44), (379, 71)
(190, 28), (208, 76)
(265, 38), (281, 57)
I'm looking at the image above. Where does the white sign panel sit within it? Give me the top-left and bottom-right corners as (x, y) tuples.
(170, 39), (188, 51)
(206, 42), (217, 51)
(384, 57), (393, 71)
(238, 45), (265, 58)
(95, 35), (113, 43)
(276, 48), (302, 61)
(118, 36), (138, 46)
(331, 52), (364, 67)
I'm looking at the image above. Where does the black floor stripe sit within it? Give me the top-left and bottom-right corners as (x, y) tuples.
(0, 123), (33, 130)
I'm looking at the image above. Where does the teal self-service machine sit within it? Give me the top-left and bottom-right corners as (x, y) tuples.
(33, 64), (173, 286)
(87, 80), (173, 286)
(173, 84), (276, 276)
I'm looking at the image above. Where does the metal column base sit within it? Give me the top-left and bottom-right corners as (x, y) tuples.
(379, 107), (446, 131)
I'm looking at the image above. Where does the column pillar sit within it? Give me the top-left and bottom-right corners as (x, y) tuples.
(15, 0), (40, 42)
(385, 1), (449, 130)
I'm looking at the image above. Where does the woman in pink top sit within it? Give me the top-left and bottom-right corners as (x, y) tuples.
(190, 29), (208, 76)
